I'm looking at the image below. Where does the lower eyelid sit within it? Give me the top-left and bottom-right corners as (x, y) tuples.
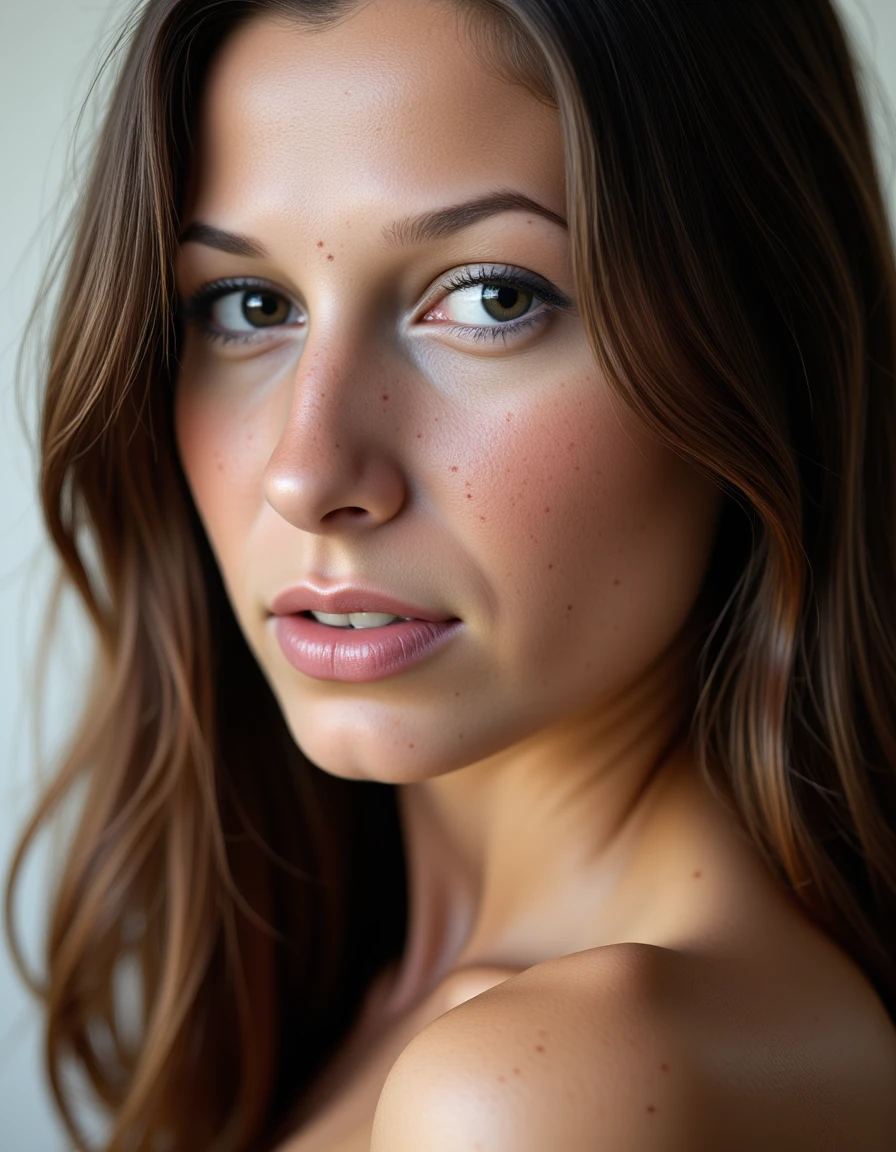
(444, 309), (551, 344)
(196, 316), (306, 347)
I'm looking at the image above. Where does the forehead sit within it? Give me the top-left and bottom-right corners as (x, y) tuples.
(191, 0), (566, 235)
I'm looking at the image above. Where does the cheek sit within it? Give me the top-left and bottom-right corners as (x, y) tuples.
(172, 363), (272, 595)
(453, 374), (723, 675)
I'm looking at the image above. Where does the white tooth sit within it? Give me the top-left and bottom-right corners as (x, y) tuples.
(349, 612), (400, 629)
(311, 611), (352, 627)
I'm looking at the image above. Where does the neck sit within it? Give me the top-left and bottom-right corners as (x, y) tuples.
(385, 629), (704, 1014)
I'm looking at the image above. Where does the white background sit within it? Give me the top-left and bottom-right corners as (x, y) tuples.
(1, 1), (894, 1147)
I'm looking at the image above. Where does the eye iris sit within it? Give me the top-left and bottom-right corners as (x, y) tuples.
(242, 290), (289, 326)
(481, 283), (533, 322)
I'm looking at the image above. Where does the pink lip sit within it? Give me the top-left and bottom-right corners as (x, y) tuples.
(272, 615), (463, 682)
(268, 584), (454, 623)
(268, 583), (462, 682)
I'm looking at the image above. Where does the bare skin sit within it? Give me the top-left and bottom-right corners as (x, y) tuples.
(172, 3), (896, 1148)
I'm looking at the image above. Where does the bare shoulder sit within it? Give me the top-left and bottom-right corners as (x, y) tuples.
(370, 942), (896, 1152)
(371, 944), (706, 1152)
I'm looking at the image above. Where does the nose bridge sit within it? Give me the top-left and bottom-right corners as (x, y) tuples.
(287, 335), (354, 447)
(262, 324), (407, 532)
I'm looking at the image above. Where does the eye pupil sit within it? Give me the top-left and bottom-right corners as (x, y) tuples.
(243, 290), (289, 325)
(481, 283), (533, 321)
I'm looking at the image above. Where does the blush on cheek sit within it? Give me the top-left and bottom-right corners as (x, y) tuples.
(463, 374), (723, 688)
(174, 356), (275, 504)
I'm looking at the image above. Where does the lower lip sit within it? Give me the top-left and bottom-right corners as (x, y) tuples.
(271, 614), (463, 682)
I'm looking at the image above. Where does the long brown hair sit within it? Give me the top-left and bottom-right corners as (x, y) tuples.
(7, 1), (896, 1148)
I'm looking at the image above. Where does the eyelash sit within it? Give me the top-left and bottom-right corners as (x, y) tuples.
(434, 265), (570, 344)
(180, 277), (295, 346)
(179, 265), (571, 347)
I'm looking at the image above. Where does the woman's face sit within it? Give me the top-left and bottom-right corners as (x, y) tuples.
(174, 0), (724, 782)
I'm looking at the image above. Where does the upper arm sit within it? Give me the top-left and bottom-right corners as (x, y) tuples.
(370, 945), (710, 1152)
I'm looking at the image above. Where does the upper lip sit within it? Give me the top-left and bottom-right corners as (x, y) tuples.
(268, 584), (457, 623)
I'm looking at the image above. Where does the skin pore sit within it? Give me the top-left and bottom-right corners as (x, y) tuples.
(173, 0), (740, 1030)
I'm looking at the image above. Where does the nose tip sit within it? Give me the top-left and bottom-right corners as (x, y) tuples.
(262, 397), (408, 534)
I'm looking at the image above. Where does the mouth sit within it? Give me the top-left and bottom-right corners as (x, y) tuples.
(268, 584), (456, 624)
(301, 609), (416, 629)
(272, 610), (463, 682)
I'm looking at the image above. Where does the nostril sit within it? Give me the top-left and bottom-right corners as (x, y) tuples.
(322, 505), (369, 523)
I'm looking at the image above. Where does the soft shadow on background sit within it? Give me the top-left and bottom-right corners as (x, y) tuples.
(1, 1), (894, 1148)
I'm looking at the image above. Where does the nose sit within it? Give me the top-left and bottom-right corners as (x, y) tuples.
(262, 336), (408, 534)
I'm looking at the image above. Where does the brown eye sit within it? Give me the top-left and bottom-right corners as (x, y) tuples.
(202, 285), (301, 334)
(241, 290), (292, 326)
(480, 283), (534, 322)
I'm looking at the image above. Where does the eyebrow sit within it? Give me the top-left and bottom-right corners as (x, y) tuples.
(382, 191), (567, 247)
(178, 191), (567, 258)
(178, 222), (268, 257)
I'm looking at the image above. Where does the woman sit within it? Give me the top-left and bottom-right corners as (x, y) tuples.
(6, 0), (896, 1148)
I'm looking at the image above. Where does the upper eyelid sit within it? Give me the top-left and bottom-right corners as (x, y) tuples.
(422, 264), (570, 309)
(181, 276), (299, 312)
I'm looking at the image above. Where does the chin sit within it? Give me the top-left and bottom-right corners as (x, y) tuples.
(276, 699), (493, 785)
